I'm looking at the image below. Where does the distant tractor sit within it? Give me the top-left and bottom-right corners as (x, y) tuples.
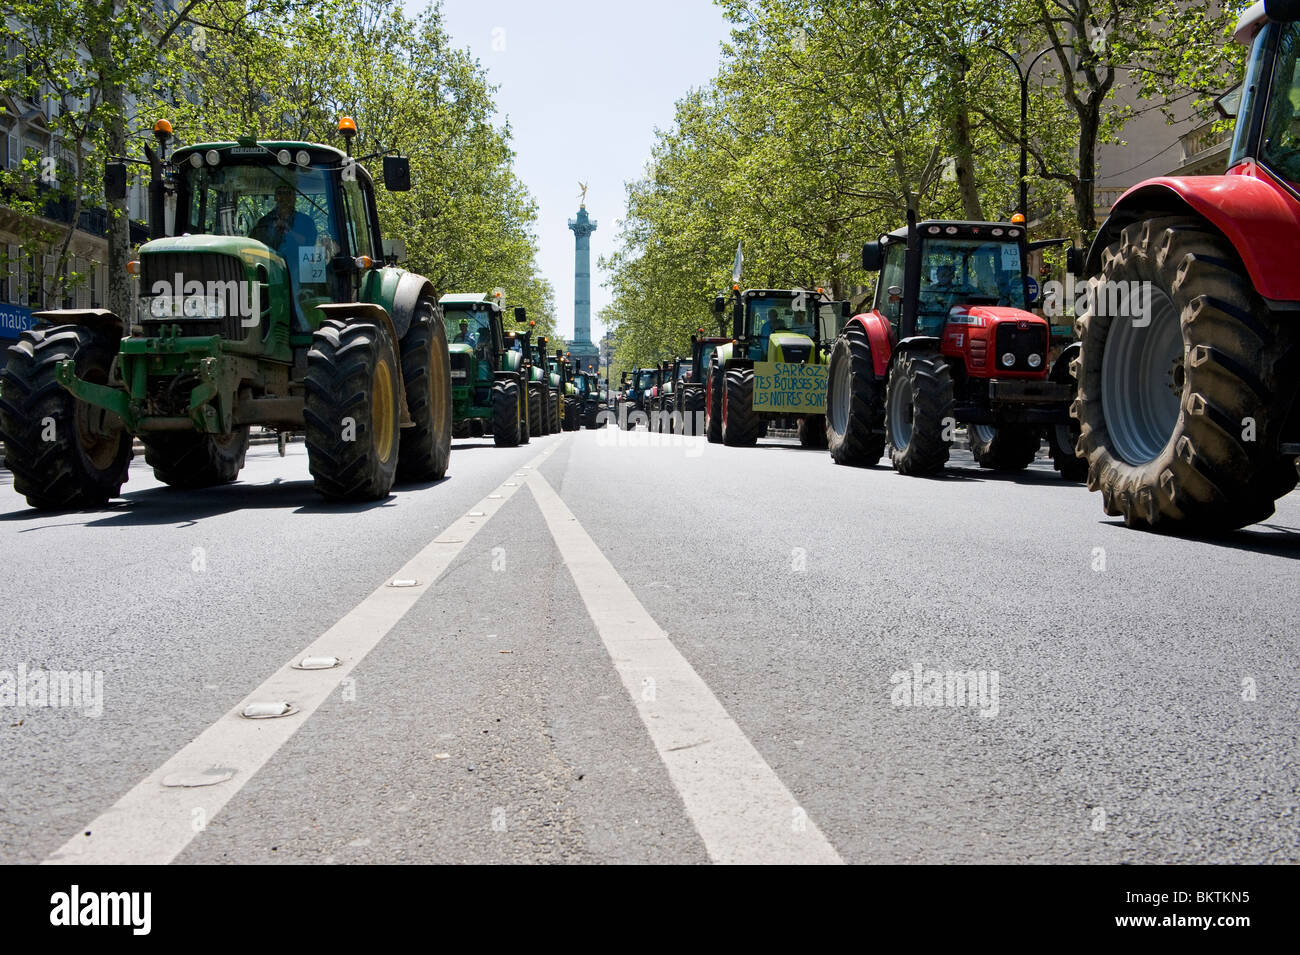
(549, 351), (581, 431)
(693, 329), (732, 443)
(827, 214), (1077, 477)
(573, 366), (608, 428)
(650, 354), (702, 433)
(710, 286), (845, 448)
(441, 291), (535, 446)
(0, 118), (451, 507)
(1068, 0), (1300, 531)
(618, 366), (660, 430)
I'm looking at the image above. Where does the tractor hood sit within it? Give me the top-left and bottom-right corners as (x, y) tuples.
(946, 305), (1046, 328)
(139, 233), (284, 277)
(768, 330), (815, 363)
(448, 342), (475, 356)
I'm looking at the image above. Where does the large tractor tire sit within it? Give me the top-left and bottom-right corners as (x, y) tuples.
(395, 302), (452, 482)
(547, 388), (560, 434)
(722, 367), (759, 447)
(304, 319), (401, 500)
(798, 414), (828, 449)
(528, 383), (545, 437)
(706, 365), (724, 443)
(452, 419), (471, 439)
(0, 324), (131, 509)
(563, 395), (580, 431)
(681, 388), (705, 436)
(1075, 215), (1299, 531)
(968, 424), (1040, 471)
(827, 326), (886, 466)
(143, 427), (250, 488)
(886, 349), (953, 475)
(470, 418), (485, 438)
(492, 378), (523, 447)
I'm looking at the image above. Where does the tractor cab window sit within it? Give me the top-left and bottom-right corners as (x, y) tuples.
(918, 239), (1027, 335)
(677, 360), (695, 382)
(698, 344), (717, 375)
(746, 295), (800, 358)
(181, 161), (339, 328)
(574, 375), (588, 395)
(637, 370), (657, 390)
(340, 178), (375, 260)
(1260, 22), (1300, 186)
(444, 306), (495, 380)
(874, 242), (906, 329)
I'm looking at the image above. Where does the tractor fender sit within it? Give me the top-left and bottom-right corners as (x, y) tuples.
(894, 335), (941, 360)
(1086, 170), (1300, 304)
(493, 369), (523, 385)
(846, 311), (893, 378)
(34, 308), (123, 340)
(1049, 342), (1080, 384)
(387, 270), (438, 340)
(315, 302), (412, 426)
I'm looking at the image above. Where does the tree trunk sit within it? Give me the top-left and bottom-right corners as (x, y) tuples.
(951, 87), (983, 220)
(93, 15), (130, 319)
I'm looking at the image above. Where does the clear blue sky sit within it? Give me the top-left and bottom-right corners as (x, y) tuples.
(402, 0), (733, 343)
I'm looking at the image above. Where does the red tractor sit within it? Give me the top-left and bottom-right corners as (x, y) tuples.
(1068, 0), (1300, 531)
(827, 214), (1079, 476)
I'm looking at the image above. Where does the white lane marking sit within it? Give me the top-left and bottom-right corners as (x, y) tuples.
(45, 439), (566, 865)
(527, 472), (843, 865)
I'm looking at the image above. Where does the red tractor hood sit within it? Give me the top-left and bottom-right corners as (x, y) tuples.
(947, 305), (1045, 327)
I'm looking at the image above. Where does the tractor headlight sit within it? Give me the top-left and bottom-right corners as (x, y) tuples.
(205, 149), (220, 166)
(1027, 353), (1042, 368)
(1001, 352), (1016, 367)
(277, 149), (292, 165)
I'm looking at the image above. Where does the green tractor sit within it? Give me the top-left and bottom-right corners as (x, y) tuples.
(544, 350), (581, 431)
(710, 285), (847, 447)
(528, 335), (561, 434)
(0, 117), (451, 507)
(650, 354), (702, 434)
(573, 365), (609, 428)
(440, 290), (536, 446)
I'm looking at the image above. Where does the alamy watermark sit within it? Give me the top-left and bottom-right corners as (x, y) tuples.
(0, 663), (103, 718)
(1041, 275), (1152, 327)
(145, 274), (260, 326)
(890, 662), (999, 718)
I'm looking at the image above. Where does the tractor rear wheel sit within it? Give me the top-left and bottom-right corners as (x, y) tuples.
(143, 427), (250, 488)
(969, 423), (1040, 471)
(722, 367), (759, 446)
(452, 420), (471, 439)
(547, 388), (560, 433)
(681, 388), (705, 435)
(395, 302), (452, 482)
(493, 379), (522, 447)
(528, 383), (544, 437)
(563, 395), (580, 431)
(886, 349), (953, 475)
(1075, 215), (1299, 530)
(0, 324), (131, 509)
(798, 414), (827, 449)
(304, 319), (401, 500)
(706, 365), (724, 443)
(827, 326), (886, 466)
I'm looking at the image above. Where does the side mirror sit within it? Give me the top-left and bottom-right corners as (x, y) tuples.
(713, 294), (725, 314)
(555, 348), (562, 359)
(514, 306), (527, 323)
(105, 161), (127, 201)
(840, 301), (851, 318)
(381, 237), (407, 263)
(1212, 84), (1241, 120)
(1265, 0), (1300, 23)
(1065, 246), (1084, 278)
(383, 155), (411, 191)
(862, 240), (882, 272)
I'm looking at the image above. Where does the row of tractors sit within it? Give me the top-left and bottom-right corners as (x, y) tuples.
(0, 117), (611, 509)
(619, 1), (1300, 534)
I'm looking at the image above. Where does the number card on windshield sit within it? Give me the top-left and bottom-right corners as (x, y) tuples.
(752, 362), (827, 413)
(299, 246), (327, 284)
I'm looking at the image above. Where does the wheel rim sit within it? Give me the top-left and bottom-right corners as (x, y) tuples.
(971, 423), (997, 446)
(888, 371), (914, 450)
(1100, 287), (1182, 465)
(829, 352), (851, 435)
(74, 369), (123, 470)
(373, 358), (396, 464)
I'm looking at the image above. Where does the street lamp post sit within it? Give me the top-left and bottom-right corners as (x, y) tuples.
(989, 45), (1056, 219)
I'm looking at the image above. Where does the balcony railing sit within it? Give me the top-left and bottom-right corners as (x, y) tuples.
(1180, 124), (1231, 162)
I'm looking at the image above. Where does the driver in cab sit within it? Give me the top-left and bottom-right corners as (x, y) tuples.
(250, 183), (317, 266)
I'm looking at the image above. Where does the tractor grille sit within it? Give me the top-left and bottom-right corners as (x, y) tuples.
(140, 252), (249, 340)
(450, 352), (471, 382)
(993, 322), (1047, 373)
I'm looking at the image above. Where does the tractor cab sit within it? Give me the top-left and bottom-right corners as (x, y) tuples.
(715, 287), (843, 366)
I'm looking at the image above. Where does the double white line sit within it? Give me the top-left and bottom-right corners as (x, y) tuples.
(47, 437), (841, 865)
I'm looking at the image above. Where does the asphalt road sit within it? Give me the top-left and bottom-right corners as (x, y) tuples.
(1, 427), (1297, 864)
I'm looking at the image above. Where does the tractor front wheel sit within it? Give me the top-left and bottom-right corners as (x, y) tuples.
(706, 365), (724, 443)
(304, 319), (401, 500)
(886, 350), (953, 475)
(493, 378), (523, 447)
(528, 383), (544, 437)
(969, 423), (1040, 471)
(143, 427), (250, 488)
(722, 367), (759, 447)
(1075, 215), (1299, 530)
(0, 324), (131, 509)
